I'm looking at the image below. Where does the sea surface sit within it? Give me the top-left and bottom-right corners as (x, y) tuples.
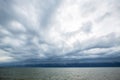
(0, 68), (120, 80)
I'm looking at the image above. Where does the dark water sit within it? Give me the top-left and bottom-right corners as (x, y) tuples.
(0, 68), (120, 80)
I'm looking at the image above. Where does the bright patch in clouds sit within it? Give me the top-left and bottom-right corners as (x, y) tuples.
(0, 0), (120, 65)
(0, 50), (15, 63)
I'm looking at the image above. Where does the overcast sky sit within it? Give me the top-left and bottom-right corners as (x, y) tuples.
(0, 0), (120, 64)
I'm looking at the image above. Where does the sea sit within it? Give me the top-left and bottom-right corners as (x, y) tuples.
(0, 67), (120, 80)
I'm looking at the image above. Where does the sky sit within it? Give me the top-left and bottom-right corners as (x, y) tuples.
(0, 0), (120, 65)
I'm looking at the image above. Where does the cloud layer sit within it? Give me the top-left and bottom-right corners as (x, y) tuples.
(0, 0), (120, 64)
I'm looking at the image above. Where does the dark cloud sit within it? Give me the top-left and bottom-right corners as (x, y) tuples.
(0, 0), (120, 65)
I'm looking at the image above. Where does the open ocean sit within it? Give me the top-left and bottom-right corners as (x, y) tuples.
(0, 68), (120, 80)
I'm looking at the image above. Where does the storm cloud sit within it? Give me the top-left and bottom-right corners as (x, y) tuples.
(0, 0), (120, 64)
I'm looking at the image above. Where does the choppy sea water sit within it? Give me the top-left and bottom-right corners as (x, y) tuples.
(0, 68), (120, 80)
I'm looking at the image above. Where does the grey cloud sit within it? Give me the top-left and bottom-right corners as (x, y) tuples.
(40, 0), (62, 28)
(0, 0), (13, 24)
(62, 21), (93, 37)
(82, 33), (120, 49)
(62, 33), (120, 60)
(95, 12), (111, 23)
(0, 0), (120, 64)
(80, 0), (97, 16)
(62, 46), (120, 62)
(81, 21), (92, 33)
